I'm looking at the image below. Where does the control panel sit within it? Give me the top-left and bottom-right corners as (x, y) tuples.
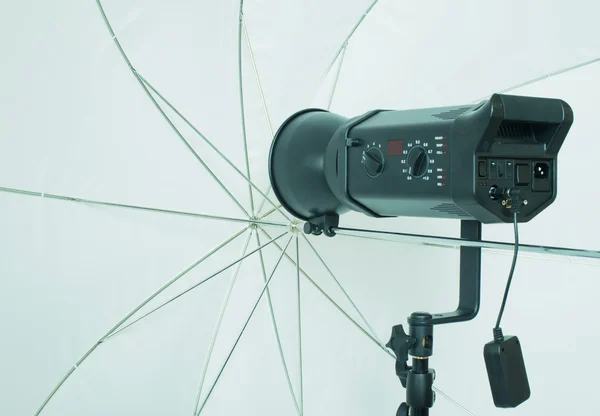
(361, 136), (450, 186)
(476, 159), (551, 191)
(476, 158), (552, 196)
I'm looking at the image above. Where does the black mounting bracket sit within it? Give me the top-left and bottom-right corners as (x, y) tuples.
(303, 214), (339, 237)
(387, 221), (482, 415)
(430, 220), (482, 325)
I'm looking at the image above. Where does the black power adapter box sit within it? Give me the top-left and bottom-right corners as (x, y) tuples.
(484, 335), (531, 408)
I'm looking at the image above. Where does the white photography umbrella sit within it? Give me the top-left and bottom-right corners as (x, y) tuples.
(1, 1), (599, 415)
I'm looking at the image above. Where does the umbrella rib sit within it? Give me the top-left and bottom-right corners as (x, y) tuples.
(33, 227), (248, 416)
(0, 186), (286, 228)
(263, 230), (479, 416)
(243, 22), (275, 138)
(434, 388), (477, 416)
(301, 233), (383, 344)
(243, 21), (276, 218)
(197, 235), (295, 414)
(256, 185), (273, 218)
(327, 45), (347, 110)
(136, 74), (291, 222)
(259, 204), (282, 220)
(192, 229), (255, 416)
(237, 1), (255, 216)
(255, 231), (301, 416)
(95, 0), (250, 218)
(259, 228), (393, 358)
(296, 234), (304, 415)
(311, 0), (380, 104)
(106, 231), (288, 341)
(472, 56), (600, 102)
(334, 227), (600, 261)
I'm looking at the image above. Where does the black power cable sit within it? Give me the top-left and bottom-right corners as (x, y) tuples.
(491, 187), (523, 340)
(493, 211), (520, 341)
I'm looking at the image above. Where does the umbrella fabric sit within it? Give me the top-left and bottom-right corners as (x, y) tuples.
(1, 1), (599, 415)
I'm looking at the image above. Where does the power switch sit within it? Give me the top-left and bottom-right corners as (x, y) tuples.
(497, 161), (505, 178)
(478, 161), (487, 178)
(516, 164), (531, 186)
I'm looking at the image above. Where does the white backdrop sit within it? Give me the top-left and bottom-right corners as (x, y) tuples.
(1, 1), (599, 415)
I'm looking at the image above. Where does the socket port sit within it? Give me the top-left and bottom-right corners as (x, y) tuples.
(534, 162), (549, 179)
